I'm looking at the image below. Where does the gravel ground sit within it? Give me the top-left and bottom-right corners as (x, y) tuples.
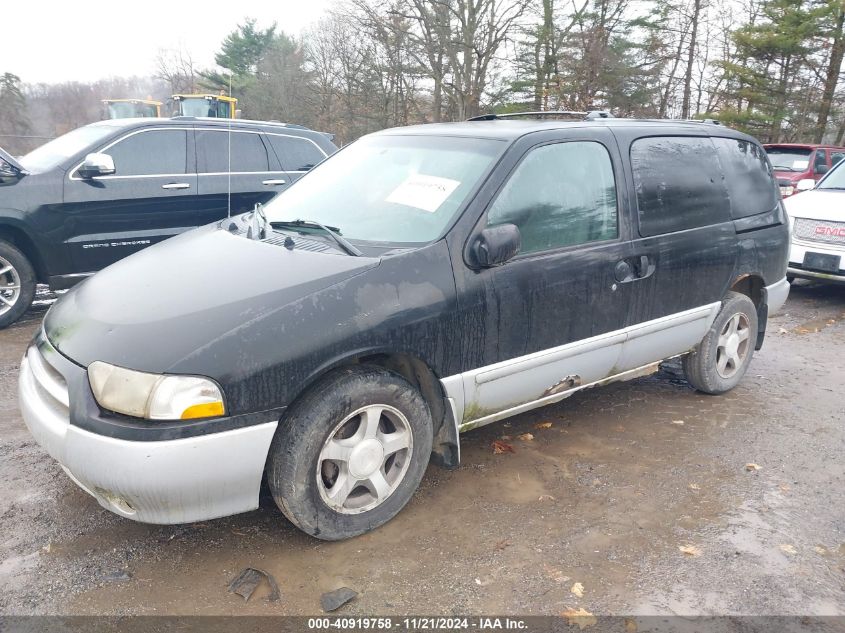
(0, 281), (842, 617)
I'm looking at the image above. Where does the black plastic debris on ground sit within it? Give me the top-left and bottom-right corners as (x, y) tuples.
(320, 587), (357, 612)
(101, 570), (132, 583)
(228, 567), (280, 602)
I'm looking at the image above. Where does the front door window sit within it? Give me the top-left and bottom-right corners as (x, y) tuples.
(486, 141), (618, 254)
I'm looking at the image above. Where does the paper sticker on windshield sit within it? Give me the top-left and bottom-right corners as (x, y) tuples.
(386, 174), (460, 213)
(792, 160), (809, 169)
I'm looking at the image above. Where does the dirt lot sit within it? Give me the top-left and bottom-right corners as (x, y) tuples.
(0, 282), (843, 617)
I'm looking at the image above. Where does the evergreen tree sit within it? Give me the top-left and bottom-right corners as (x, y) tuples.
(201, 18), (279, 107)
(0, 73), (32, 150)
(717, 0), (826, 141)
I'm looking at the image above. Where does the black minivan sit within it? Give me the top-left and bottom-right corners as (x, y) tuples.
(19, 116), (790, 540)
(0, 118), (336, 327)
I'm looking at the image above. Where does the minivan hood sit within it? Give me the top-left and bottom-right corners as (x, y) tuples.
(784, 189), (845, 222)
(45, 225), (379, 372)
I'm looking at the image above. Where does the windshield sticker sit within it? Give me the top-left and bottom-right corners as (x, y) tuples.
(792, 160), (809, 169)
(386, 174), (460, 213)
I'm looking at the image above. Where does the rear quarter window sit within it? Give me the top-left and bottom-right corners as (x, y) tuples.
(711, 137), (778, 218)
(631, 136), (731, 237)
(268, 135), (326, 171)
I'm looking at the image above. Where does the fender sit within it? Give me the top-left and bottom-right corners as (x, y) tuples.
(286, 346), (460, 469)
(0, 214), (51, 282)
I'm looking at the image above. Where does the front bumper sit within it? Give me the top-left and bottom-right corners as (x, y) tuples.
(18, 334), (279, 524)
(788, 239), (845, 284)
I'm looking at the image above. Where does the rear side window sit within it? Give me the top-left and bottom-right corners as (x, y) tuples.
(196, 130), (270, 173)
(711, 137), (777, 218)
(268, 135), (326, 171)
(487, 141), (618, 254)
(107, 129), (187, 176)
(631, 136), (730, 237)
(814, 150), (828, 172)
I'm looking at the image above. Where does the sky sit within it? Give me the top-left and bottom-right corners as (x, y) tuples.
(2, 0), (332, 84)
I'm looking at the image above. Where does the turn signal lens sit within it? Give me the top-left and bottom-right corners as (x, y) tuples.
(180, 401), (226, 420)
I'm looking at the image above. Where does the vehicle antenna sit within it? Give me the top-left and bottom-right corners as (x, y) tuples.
(227, 72), (232, 219)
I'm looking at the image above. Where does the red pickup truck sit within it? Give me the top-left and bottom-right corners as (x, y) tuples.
(764, 143), (845, 197)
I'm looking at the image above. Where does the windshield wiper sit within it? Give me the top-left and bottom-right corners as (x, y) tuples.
(270, 219), (363, 257)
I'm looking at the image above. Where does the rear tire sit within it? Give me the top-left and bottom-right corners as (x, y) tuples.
(0, 240), (36, 329)
(267, 365), (433, 540)
(683, 291), (758, 395)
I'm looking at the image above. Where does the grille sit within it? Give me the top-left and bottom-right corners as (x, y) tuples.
(793, 217), (845, 246)
(26, 344), (70, 419)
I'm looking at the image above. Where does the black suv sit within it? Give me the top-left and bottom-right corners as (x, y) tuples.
(19, 116), (790, 540)
(0, 118), (337, 327)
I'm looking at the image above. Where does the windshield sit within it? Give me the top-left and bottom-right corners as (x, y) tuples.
(179, 98), (215, 117)
(265, 135), (505, 244)
(107, 103), (157, 119)
(19, 124), (116, 172)
(816, 160), (845, 189)
(766, 147), (812, 172)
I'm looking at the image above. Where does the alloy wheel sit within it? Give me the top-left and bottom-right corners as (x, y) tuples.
(317, 404), (414, 514)
(0, 255), (21, 317)
(716, 312), (751, 379)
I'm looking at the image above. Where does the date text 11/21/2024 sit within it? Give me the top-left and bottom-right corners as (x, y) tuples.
(307, 617), (529, 630)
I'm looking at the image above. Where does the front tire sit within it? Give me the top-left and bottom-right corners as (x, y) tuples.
(267, 365), (433, 540)
(0, 240), (36, 329)
(683, 291), (758, 395)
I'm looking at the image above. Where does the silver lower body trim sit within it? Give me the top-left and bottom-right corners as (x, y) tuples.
(457, 360), (665, 432)
(441, 303), (721, 432)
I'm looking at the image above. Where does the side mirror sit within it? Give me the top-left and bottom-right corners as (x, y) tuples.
(78, 153), (115, 178)
(815, 164), (829, 175)
(796, 178), (815, 192)
(472, 223), (521, 268)
(0, 161), (21, 180)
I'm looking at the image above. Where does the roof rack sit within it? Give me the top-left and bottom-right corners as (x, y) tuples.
(468, 110), (613, 122)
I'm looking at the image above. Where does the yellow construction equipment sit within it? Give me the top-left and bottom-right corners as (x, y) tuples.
(102, 99), (162, 119)
(170, 94), (238, 118)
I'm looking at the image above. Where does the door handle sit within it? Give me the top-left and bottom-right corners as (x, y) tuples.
(636, 254), (656, 279)
(615, 256), (656, 284)
(161, 183), (191, 190)
(262, 179), (287, 186)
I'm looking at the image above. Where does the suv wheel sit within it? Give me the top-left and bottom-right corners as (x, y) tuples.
(0, 240), (36, 329)
(682, 291), (758, 395)
(267, 365), (433, 540)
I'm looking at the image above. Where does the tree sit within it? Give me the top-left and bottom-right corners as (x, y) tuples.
(202, 18), (278, 106)
(0, 73), (31, 134)
(814, 0), (845, 141)
(155, 46), (200, 95)
(0, 73), (32, 154)
(681, 0), (704, 118)
(719, 0), (826, 141)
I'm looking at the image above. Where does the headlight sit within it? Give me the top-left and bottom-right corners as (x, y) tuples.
(88, 361), (225, 420)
